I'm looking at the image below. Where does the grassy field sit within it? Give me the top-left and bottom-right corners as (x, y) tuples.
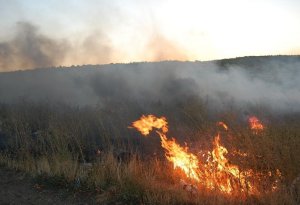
(0, 56), (300, 204)
(0, 100), (299, 205)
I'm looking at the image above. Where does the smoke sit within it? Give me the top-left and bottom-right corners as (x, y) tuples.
(145, 33), (187, 61)
(178, 58), (300, 112)
(0, 22), (189, 72)
(0, 22), (69, 71)
(76, 31), (112, 64)
(0, 22), (116, 72)
(0, 56), (299, 114)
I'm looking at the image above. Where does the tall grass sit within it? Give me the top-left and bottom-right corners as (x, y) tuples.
(0, 102), (299, 204)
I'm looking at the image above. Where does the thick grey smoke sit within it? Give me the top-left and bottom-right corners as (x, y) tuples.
(0, 56), (299, 114)
(0, 22), (69, 71)
(0, 22), (115, 72)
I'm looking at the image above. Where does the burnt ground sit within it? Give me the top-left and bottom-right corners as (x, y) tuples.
(0, 167), (96, 205)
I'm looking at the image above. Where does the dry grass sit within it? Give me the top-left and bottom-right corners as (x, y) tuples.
(0, 102), (299, 204)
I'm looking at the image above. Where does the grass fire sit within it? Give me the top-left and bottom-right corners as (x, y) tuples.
(248, 116), (264, 133)
(130, 115), (281, 196)
(1, 0), (300, 203)
(0, 57), (299, 204)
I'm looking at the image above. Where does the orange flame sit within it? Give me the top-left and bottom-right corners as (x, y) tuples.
(130, 114), (168, 136)
(157, 131), (200, 182)
(130, 114), (280, 196)
(248, 116), (264, 133)
(131, 115), (199, 181)
(207, 134), (255, 194)
(217, 121), (228, 130)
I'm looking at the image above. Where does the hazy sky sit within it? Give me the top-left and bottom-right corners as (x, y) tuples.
(0, 0), (300, 70)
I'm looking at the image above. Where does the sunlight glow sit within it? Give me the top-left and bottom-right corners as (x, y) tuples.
(0, 0), (299, 68)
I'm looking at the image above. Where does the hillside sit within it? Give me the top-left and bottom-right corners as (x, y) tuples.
(0, 55), (299, 204)
(0, 55), (299, 110)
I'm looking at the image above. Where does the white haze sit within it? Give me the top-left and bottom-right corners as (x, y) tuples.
(0, 56), (299, 114)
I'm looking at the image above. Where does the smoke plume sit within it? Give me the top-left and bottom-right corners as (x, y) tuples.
(0, 22), (69, 71)
(0, 56), (299, 114)
(0, 22), (189, 72)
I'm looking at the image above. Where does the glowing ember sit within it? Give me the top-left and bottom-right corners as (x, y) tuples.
(217, 121), (228, 130)
(248, 116), (264, 133)
(233, 149), (248, 157)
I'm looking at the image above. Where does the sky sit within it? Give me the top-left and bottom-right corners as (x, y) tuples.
(0, 0), (300, 71)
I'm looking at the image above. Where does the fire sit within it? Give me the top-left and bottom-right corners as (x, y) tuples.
(130, 115), (200, 181)
(217, 121), (228, 130)
(248, 116), (264, 133)
(130, 114), (280, 196)
(206, 134), (255, 194)
(233, 149), (248, 157)
(130, 114), (168, 135)
(157, 131), (200, 182)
